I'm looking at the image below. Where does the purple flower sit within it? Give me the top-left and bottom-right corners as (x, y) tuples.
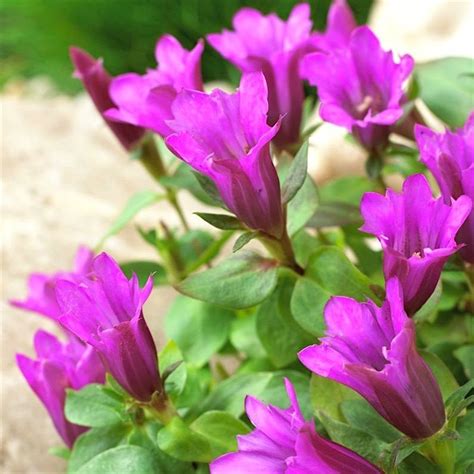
(161, 72), (284, 238)
(299, 278), (446, 440)
(17, 330), (105, 447)
(360, 174), (471, 314)
(211, 378), (381, 473)
(70, 47), (145, 150)
(208, 4), (313, 149)
(55, 253), (162, 402)
(301, 26), (414, 152)
(105, 35), (204, 137)
(416, 113), (474, 263)
(309, 0), (357, 52)
(10, 246), (94, 321)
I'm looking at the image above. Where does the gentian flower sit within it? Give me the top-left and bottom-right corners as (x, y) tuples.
(210, 378), (382, 473)
(105, 35), (204, 137)
(301, 26), (414, 152)
(10, 246), (94, 321)
(309, 0), (357, 52)
(360, 174), (471, 314)
(208, 4), (313, 149)
(160, 72), (284, 238)
(55, 253), (162, 402)
(16, 330), (105, 448)
(415, 113), (474, 263)
(299, 278), (446, 440)
(70, 47), (145, 150)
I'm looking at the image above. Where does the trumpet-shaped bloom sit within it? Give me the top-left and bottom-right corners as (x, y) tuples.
(10, 246), (94, 321)
(55, 253), (162, 402)
(208, 4), (313, 149)
(105, 35), (204, 137)
(161, 72), (284, 238)
(309, 0), (357, 52)
(210, 378), (381, 473)
(17, 330), (105, 447)
(360, 174), (471, 314)
(416, 113), (474, 263)
(70, 47), (145, 150)
(301, 26), (414, 151)
(299, 278), (446, 440)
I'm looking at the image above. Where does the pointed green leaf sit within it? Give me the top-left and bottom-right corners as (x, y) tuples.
(97, 191), (162, 247)
(165, 296), (233, 367)
(177, 251), (278, 309)
(195, 212), (243, 230)
(256, 274), (313, 367)
(416, 57), (474, 127)
(232, 231), (258, 252)
(281, 142), (308, 204)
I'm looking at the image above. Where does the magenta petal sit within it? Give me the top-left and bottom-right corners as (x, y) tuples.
(416, 113), (474, 263)
(208, 4), (313, 149)
(361, 174), (471, 314)
(56, 252), (160, 401)
(69, 47), (145, 150)
(298, 278), (446, 439)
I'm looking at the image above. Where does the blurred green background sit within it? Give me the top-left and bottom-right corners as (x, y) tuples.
(1, 0), (373, 94)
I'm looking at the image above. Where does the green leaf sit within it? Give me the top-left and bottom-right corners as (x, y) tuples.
(310, 373), (361, 422)
(176, 366), (212, 409)
(156, 418), (212, 463)
(320, 176), (374, 205)
(398, 452), (440, 474)
(305, 246), (378, 302)
(97, 191), (162, 247)
(455, 410), (474, 471)
(184, 231), (233, 274)
(120, 260), (167, 286)
(76, 445), (159, 474)
(178, 251), (279, 309)
(286, 173), (319, 236)
(127, 426), (195, 474)
(159, 341), (187, 400)
(308, 201), (362, 228)
(232, 231), (259, 252)
(65, 384), (129, 428)
(290, 277), (330, 337)
(49, 446), (70, 460)
(281, 142), (308, 204)
(454, 345), (474, 379)
(178, 230), (214, 269)
(340, 400), (401, 443)
(416, 57), (474, 127)
(256, 274), (313, 367)
(230, 313), (266, 359)
(192, 171), (225, 207)
(195, 212), (243, 230)
(159, 162), (216, 206)
(194, 370), (311, 419)
(318, 412), (389, 464)
(165, 296), (234, 367)
(68, 425), (130, 473)
(413, 280), (442, 323)
(445, 379), (474, 417)
(190, 411), (250, 458)
(420, 350), (459, 401)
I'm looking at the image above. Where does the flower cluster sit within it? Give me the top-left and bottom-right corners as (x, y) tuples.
(13, 251), (165, 445)
(11, 0), (474, 472)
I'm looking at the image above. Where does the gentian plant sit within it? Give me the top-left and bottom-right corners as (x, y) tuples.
(12, 1), (474, 473)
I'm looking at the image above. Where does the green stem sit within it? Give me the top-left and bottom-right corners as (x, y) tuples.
(147, 391), (177, 425)
(422, 437), (455, 474)
(137, 136), (190, 232)
(259, 228), (303, 275)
